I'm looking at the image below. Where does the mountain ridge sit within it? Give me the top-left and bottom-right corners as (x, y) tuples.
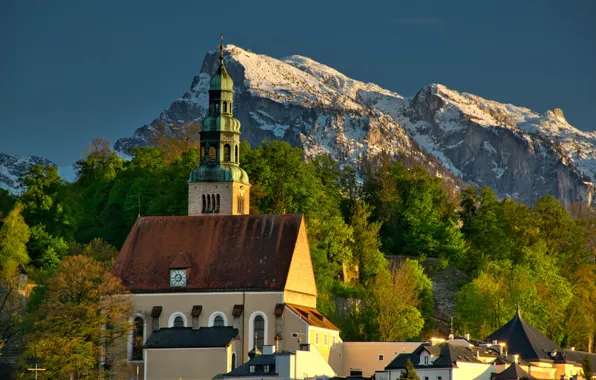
(114, 45), (595, 206)
(2, 45), (594, 206)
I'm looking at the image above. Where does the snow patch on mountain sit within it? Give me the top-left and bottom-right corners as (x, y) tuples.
(0, 153), (56, 194)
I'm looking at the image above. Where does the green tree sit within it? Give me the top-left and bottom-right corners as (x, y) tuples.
(27, 225), (69, 269)
(0, 261), (28, 352)
(348, 201), (388, 287)
(23, 255), (133, 379)
(20, 164), (74, 239)
(0, 202), (31, 267)
(0, 188), (16, 226)
(368, 260), (428, 341)
(400, 358), (420, 379)
(74, 137), (123, 185)
(362, 158), (466, 263)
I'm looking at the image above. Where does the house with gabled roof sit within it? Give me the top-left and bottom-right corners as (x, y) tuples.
(375, 340), (501, 380)
(111, 39), (340, 380)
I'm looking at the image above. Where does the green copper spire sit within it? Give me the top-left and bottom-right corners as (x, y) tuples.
(189, 35), (249, 185)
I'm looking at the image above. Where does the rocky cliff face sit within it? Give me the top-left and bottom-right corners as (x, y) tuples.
(115, 45), (595, 206)
(381, 84), (595, 205)
(0, 153), (56, 194)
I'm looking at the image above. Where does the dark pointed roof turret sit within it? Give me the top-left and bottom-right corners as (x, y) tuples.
(486, 308), (561, 362)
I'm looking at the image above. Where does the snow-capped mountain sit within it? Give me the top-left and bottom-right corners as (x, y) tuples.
(115, 45), (453, 180)
(0, 153), (56, 194)
(114, 45), (595, 205)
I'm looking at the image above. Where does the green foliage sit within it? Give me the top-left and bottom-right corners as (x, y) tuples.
(401, 358), (420, 379)
(348, 201), (388, 287)
(7, 135), (594, 350)
(20, 164), (74, 239)
(0, 188), (17, 225)
(0, 202), (30, 267)
(27, 225), (69, 269)
(362, 157), (466, 263)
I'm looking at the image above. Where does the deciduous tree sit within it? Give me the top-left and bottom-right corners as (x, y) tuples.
(24, 255), (132, 379)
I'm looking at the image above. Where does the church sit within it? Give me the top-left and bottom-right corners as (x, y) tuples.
(111, 41), (340, 380)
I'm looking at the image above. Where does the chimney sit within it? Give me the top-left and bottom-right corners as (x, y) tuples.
(570, 347), (575, 351)
(464, 333), (470, 341)
(262, 345), (276, 355)
(513, 354), (519, 364)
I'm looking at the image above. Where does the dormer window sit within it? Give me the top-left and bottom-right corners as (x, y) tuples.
(424, 355), (429, 365)
(249, 365), (255, 373)
(170, 269), (187, 287)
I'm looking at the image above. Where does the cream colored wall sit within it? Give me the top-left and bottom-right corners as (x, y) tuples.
(281, 305), (310, 352)
(294, 349), (336, 378)
(145, 347), (228, 380)
(452, 362), (494, 380)
(307, 326), (340, 362)
(231, 182), (250, 215)
(285, 218), (318, 298)
(338, 342), (423, 377)
(555, 363), (582, 379)
(526, 361), (557, 379)
(188, 182), (250, 216)
(283, 290), (317, 308)
(128, 291), (283, 367)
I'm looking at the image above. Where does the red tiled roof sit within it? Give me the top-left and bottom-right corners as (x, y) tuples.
(112, 215), (303, 293)
(285, 303), (339, 331)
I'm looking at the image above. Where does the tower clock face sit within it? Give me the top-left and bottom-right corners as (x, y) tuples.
(170, 269), (187, 287)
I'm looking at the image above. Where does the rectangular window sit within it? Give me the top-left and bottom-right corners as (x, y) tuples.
(424, 356), (429, 365)
(438, 377), (442, 380)
(264, 365), (270, 372)
(291, 332), (299, 338)
(332, 335), (336, 345)
(249, 365), (255, 373)
(378, 354), (384, 361)
(424, 377), (429, 380)
(152, 317), (159, 331)
(315, 332), (319, 345)
(324, 334), (328, 346)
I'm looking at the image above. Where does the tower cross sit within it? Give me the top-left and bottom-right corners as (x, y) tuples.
(220, 33), (224, 63)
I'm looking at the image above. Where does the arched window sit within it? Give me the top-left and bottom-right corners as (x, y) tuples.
(211, 194), (216, 213)
(214, 316), (224, 327)
(200, 145), (205, 161)
(223, 102), (227, 113)
(231, 352), (237, 370)
(254, 316), (264, 350)
(174, 316), (184, 327)
(168, 312), (187, 327)
(215, 103), (220, 112)
(237, 196), (244, 214)
(208, 312), (228, 327)
(235, 145), (239, 163)
(209, 103), (214, 114)
(202, 194), (206, 213)
(209, 145), (217, 162)
(216, 194), (220, 213)
(224, 144), (231, 162)
(207, 194), (211, 212)
(132, 317), (144, 360)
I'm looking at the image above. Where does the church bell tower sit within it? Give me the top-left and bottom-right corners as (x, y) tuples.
(188, 36), (250, 216)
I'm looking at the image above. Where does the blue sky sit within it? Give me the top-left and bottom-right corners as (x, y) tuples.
(1, 0), (595, 165)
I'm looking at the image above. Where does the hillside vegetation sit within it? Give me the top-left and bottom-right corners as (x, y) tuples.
(1, 137), (595, 372)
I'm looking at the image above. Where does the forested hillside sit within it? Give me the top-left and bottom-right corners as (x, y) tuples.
(1, 136), (595, 373)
